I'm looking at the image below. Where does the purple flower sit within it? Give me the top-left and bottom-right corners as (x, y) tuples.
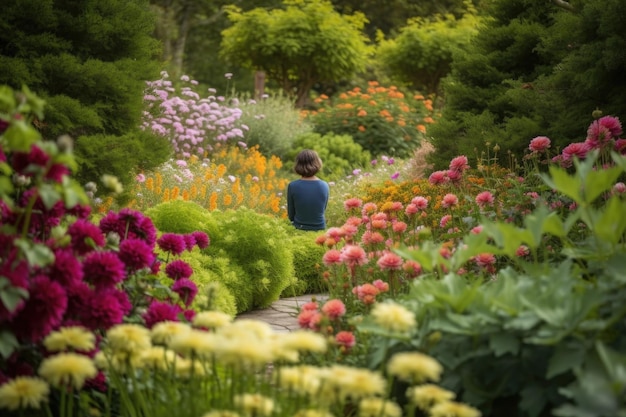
(172, 278), (198, 307)
(49, 249), (84, 286)
(157, 233), (186, 255)
(390, 172), (400, 180)
(165, 259), (193, 280)
(80, 289), (125, 330)
(183, 234), (196, 251)
(101, 209), (157, 246)
(191, 231), (210, 249)
(118, 238), (155, 272)
(68, 219), (106, 255)
(143, 300), (183, 328)
(67, 204), (92, 219)
(82, 251), (127, 289)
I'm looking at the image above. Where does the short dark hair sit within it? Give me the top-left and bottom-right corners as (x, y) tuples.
(294, 149), (322, 177)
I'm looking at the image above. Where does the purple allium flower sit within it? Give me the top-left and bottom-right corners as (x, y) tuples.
(165, 259), (193, 280)
(82, 251), (127, 289)
(171, 278), (198, 307)
(49, 249), (84, 286)
(183, 234), (196, 251)
(118, 238), (155, 272)
(157, 233), (186, 255)
(143, 300), (182, 328)
(68, 219), (106, 255)
(80, 289), (125, 330)
(191, 231), (210, 249)
(12, 276), (67, 343)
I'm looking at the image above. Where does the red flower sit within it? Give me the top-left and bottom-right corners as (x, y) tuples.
(321, 299), (346, 320)
(143, 300), (182, 328)
(157, 233), (186, 255)
(171, 278), (198, 307)
(529, 136), (551, 152)
(165, 259), (193, 280)
(377, 252), (403, 270)
(335, 331), (356, 349)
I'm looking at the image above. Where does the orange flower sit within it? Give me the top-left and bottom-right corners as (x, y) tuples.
(358, 125), (366, 132)
(417, 124), (427, 133)
(357, 109), (367, 117)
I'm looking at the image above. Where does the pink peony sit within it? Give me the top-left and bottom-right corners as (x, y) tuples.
(528, 136), (551, 152)
(449, 155), (469, 172)
(475, 191), (495, 208)
(157, 233), (186, 255)
(321, 299), (346, 320)
(598, 116), (623, 136)
(335, 331), (356, 349)
(340, 245), (368, 267)
(165, 259), (193, 280)
(82, 251), (127, 289)
(143, 300), (183, 328)
(343, 198), (363, 211)
(377, 252), (404, 270)
(428, 170), (448, 185)
(322, 249), (342, 266)
(442, 193), (458, 209)
(171, 278), (198, 307)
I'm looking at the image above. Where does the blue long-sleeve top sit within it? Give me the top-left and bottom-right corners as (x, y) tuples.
(287, 178), (329, 231)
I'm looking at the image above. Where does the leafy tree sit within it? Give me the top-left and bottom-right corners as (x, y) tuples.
(427, 0), (626, 169)
(220, 0), (371, 107)
(376, 9), (481, 95)
(0, 0), (171, 187)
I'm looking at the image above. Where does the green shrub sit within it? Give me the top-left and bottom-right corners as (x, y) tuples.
(280, 230), (327, 296)
(145, 200), (220, 238)
(285, 132), (372, 182)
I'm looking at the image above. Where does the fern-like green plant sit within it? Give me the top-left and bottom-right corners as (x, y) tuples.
(281, 231), (327, 296)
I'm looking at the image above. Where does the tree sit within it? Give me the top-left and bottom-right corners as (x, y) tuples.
(220, 0), (371, 107)
(376, 9), (481, 95)
(0, 0), (171, 187)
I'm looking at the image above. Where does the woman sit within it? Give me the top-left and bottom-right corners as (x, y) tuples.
(287, 149), (329, 231)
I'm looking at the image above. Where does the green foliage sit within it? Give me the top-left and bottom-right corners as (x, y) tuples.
(220, 0), (371, 106)
(285, 132), (372, 182)
(145, 200), (220, 238)
(376, 9), (481, 94)
(236, 94), (313, 160)
(280, 230), (327, 296)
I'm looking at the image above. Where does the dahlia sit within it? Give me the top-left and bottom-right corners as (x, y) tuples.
(80, 289), (125, 330)
(118, 238), (155, 271)
(165, 259), (193, 280)
(335, 331), (356, 349)
(191, 231), (210, 249)
(321, 299), (346, 320)
(182, 234), (196, 251)
(157, 233), (186, 255)
(343, 197), (363, 211)
(171, 278), (199, 307)
(143, 300), (183, 328)
(428, 170), (448, 185)
(528, 136), (551, 152)
(441, 193), (458, 208)
(322, 249), (342, 266)
(475, 191), (495, 208)
(82, 251), (126, 289)
(377, 252), (403, 270)
(340, 245), (368, 267)
(411, 196), (429, 210)
(448, 155), (469, 172)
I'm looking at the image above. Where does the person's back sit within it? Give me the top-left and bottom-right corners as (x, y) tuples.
(287, 150), (329, 231)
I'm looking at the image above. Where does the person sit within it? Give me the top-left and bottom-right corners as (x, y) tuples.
(287, 149), (329, 231)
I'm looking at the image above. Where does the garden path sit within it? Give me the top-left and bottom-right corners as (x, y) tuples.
(236, 294), (327, 333)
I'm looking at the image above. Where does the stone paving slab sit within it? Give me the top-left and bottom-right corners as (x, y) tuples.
(236, 294), (327, 333)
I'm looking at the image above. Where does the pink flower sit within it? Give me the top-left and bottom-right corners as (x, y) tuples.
(118, 239), (155, 272)
(335, 331), (356, 349)
(447, 169), (463, 183)
(82, 251), (126, 289)
(449, 155), (469, 172)
(297, 310), (317, 328)
(471, 225), (484, 234)
(428, 170), (448, 185)
(598, 116), (623, 136)
(528, 136), (551, 152)
(143, 300), (183, 328)
(322, 249), (342, 266)
(411, 196), (429, 210)
(157, 233), (186, 255)
(340, 245), (368, 267)
(136, 173), (146, 183)
(68, 219), (106, 255)
(362, 202), (377, 214)
(361, 231), (385, 245)
(516, 245), (530, 257)
(326, 227), (346, 242)
(405, 204), (418, 215)
(402, 261), (422, 277)
(172, 278), (198, 307)
(390, 172), (400, 180)
(191, 231), (210, 249)
(372, 279), (389, 292)
(321, 299), (346, 320)
(377, 252), (403, 270)
(442, 193), (458, 208)
(615, 139), (626, 154)
(343, 198), (363, 211)
(475, 191), (495, 208)
(301, 302), (318, 311)
(613, 182), (626, 194)
(474, 253), (496, 267)
(440, 214), (452, 228)
(562, 142), (591, 161)
(341, 224), (358, 239)
(49, 249), (84, 287)
(392, 221), (407, 233)
(352, 283), (379, 304)
(165, 259), (193, 280)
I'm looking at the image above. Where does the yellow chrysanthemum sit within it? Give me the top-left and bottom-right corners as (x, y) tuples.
(43, 326), (95, 352)
(233, 393), (274, 417)
(193, 311), (233, 329)
(151, 321), (191, 345)
(174, 357), (206, 378)
(387, 352), (443, 383)
(358, 397), (402, 417)
(106, 324), (151, 354)
(0, 376), (49, 410)
(276, 366), (322, 395)
(323, 365), (386, 401)
(139, 346), (178, 370)
(94, 350), (142, 372)
(279, 331), (328, 354)
(218, 334), (275, 366)
(406, 384), (455, 410)
(430, 401), (482, 417)
(38, 353), (98, 389)
(219, 319), (274, 340)
(294, 410), (335, 417)
(169, 329), (223, 358)
(201, 411), (241, 417)
(370, 302), (416, 333)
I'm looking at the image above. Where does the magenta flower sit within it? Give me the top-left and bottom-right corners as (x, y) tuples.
(439, 214), (452, 228)
(390, 171), (400, 180)
(157, 233), (186, 255)
(475, 191), (495, 208)
(562, 142), (591, 161)
(182, 234), (196, 251)
(411, 196), (429, 210)
(68, 219), (106, 255)
(165, 259), (193, 280)
(118, 238), (155, 271)
(191, 231), (210, 249)
(428, 170), (448, 185)
(441, 193), (459, 209)
(80, 289), (125, 330)
(49, 249), (84, 287)
(377, 252), (404, 270)
(447, 169), (463, 183)
(143, 300), (183, 328)
(82, 251), (127, 289)
(449, 155), (469, 172)
(171, 278), (198, 307)
(0, 253), (29, 321)
(529, 136), (551, 152)
(67, 204), (92, 219)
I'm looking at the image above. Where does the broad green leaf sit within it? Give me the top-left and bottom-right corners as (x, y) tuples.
(0, 330), (19, 359)
(611, 152), (626, 172)
(14, 239), (55, 268)
(582, 166), (622, 203)
(519, 383), (549, 417)
(38, 183), (62, 210)
(0, 280), (28, 312)
(3, 120), (40, 151)
(489, 332), (520, 357)
(546, 342), (587, 379)
(449, 232), (500, 271)
(480, 221), (535, 254)
(593, 196), (626, 244)
(540, 167), (582, 204)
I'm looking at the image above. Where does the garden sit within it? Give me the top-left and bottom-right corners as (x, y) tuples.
(1, 0), (626, 416)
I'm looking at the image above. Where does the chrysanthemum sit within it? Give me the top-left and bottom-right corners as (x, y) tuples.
(372, 279), (389, 292)
(49, 249), (84, 286)
(361, 231), (385, 245)
(297, 310), (319, 329)
(473, 253), (496, 268)
(387, 351), (443, 383)
(192, 311), (233, 329)
(182, 234), (196, 251)
(174, 357), (206, 378)
(441, 193), (458, 209)
(335, 331), (356, 349)
(191, 231), (210, 249)
(233, 393), (274, 417)
(165, 259), (193, 280)
(325, 365), (386, 401)
(449, 155), (469, 172)
(143, 300), (183, 328)
(82, 251), (126, 289)
(151, 321), (192, 345)
(361, 202), (377, 214)
(428, 170), (448, 185)
(340, 245), (368, 267)
(562, 142), (591, 160)
(168, 329), (222, 358)
(68, 219), (106, 255)
(343, 197), (363, 211)
(79, 289), (125, 330)
(439, 214), (452, 229)
(43, 326), (95, 353)
(402, 260), (422, 277)
(392, 221), (407, 233)
(377, 252), (403, 271)
(0, 376), (49, 410)
(171, 278), (198, 307)
(106, 324), (152, 354)
(371, 302), (416, 333)
(277, 366), (323, 395)
(322, 249), (342, 266)
(293, 409), (334, 417)
(406, 383), (455, 410)
(430, 401), (482, 417)
(475, 191), (494, 208)
(38, 353), (98, 389)
(352, 283), (380, 304)
(118, 238), (155, 272)
(157, 233), (186, 255)
(138, 346), (177, 370)
(358, 397), (402, 417)
(280, 330), (327, 354)
(321, 299), (346, 320)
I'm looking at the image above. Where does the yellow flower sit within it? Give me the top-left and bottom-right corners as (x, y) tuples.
(294, 410), (335, 417)
(406, 384), (455, 410)
(430, 401), (481, 417)
(174, 357), (206, 378)
(151, 321), (191, 345)
(38, 353), (98, 389)
(218, 334), (275, 367)
(139, 346), (177, 370)
(279, 330), (327, 354)
(358, 397), (402, 417)
(0, 376), (49, 410)
(276, 366), (322, 395)
(202, 411), (241, 417)
(234, 393), (274, 417)
(101, 174), (123, 194)
(94, 350), (142, 373)
(323, 365), (386, 401)
(193, 311), (233, 329)
(43, 326), (95, 352)
(218, 319), (274, 340)
(106, 324), (151, 354)
(169, 329), (223, 358)
(370, 302), (416, 333)
(387, 352), (443, 384)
